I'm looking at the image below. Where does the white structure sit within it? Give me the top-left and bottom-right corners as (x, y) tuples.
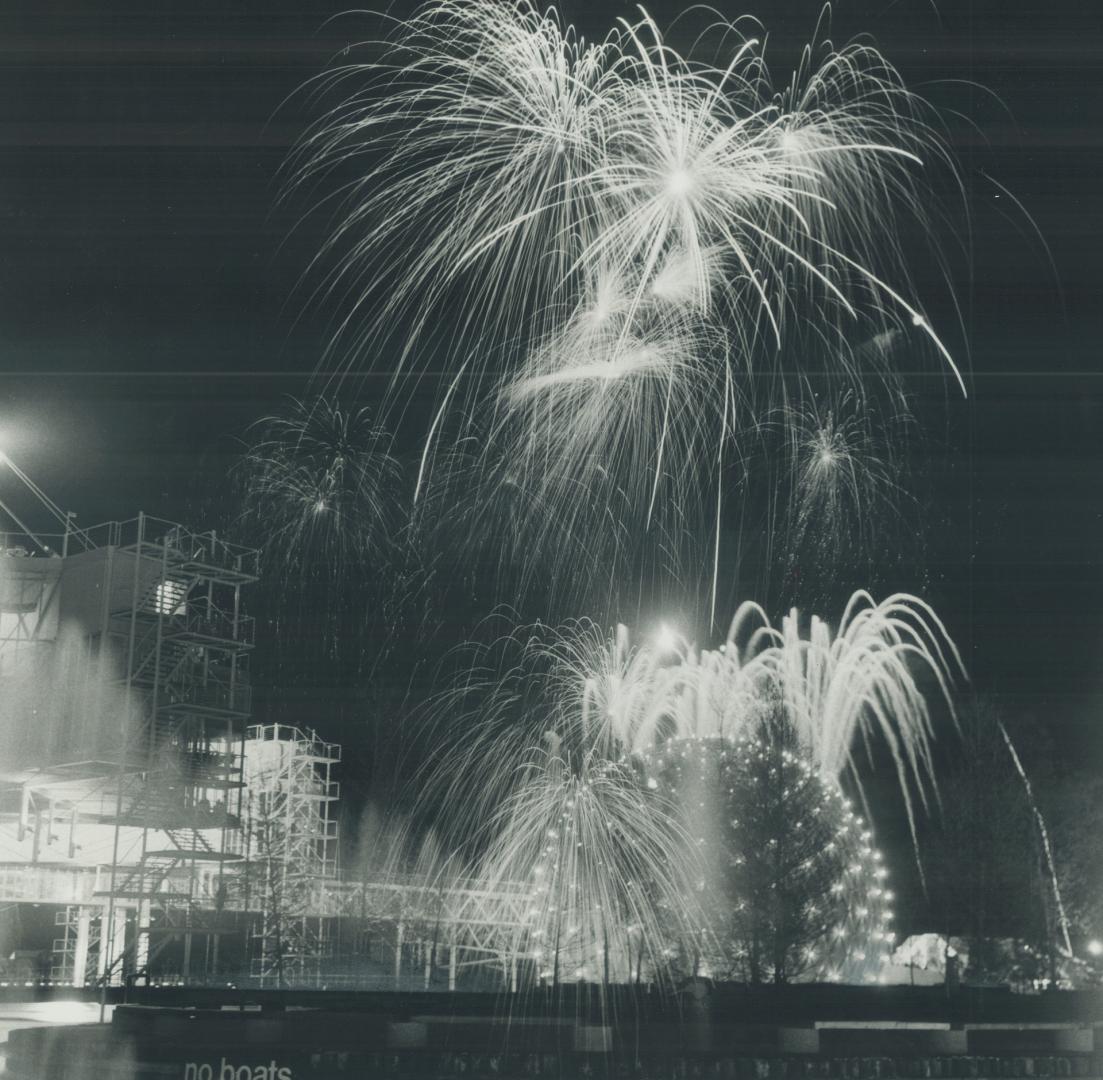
(0, 512), (257, 985)
(240, 723), (340, 985)
(0, 721), (530, 989)
(0, 491), (526, 989)
(879, 933), (962, 986)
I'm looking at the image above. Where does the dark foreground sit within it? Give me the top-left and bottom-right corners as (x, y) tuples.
(6, 985), (1103, 1080)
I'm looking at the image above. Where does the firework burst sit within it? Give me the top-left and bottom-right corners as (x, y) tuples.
(234, 396), (406, 662)
(286, 0), (965, 605)
(236, 395), (402, 580)
(419, 592), (960, 985)
(769, 383), (911, 591)
(286, 0), (616, 377)
(289, 1), (959, 371)
(439, 592), (962, 813)
(475, 740), (703, 987)
(602, 592), (964, 845)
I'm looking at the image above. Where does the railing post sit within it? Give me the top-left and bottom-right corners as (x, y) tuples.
(72, 907), (92, 987)
(101, 510), (145, 1019)
(18, 784), (29, 842)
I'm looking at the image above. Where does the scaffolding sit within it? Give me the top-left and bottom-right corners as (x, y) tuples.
(0, 503), (259, 986)
(51, 905), (102, 985)
(90, 513), (258, 984)
(0, 462), (531, 991)
(241, 723), (339, 986)
(320, 875), (530, 991)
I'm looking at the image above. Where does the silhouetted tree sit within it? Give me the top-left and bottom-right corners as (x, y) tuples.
(922, 699), (1052, 983)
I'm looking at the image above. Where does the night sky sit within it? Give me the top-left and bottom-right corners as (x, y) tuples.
(1, 0), (1101, 780)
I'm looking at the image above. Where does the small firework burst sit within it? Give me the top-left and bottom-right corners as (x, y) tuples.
(773, 384), (911, 589)
(234, 396), (405, 661)
(236, 395), (402, 581)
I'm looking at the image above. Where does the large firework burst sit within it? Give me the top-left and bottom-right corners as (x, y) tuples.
(286, 1), (964, 606)
(289, 0), (958, 376)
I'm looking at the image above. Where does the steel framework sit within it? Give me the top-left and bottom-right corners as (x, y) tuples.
(89, 514), (257, 984)
(240, 723), (339, 986)
(0, 473), (531, 990)
(0, 510), (259, 985)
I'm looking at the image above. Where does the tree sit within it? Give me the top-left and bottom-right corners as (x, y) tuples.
(1047, 773), (1103, 948)
(647, 713), (892, 984)
(921, 699), (1053, 984)
(725, 739), (850, 982)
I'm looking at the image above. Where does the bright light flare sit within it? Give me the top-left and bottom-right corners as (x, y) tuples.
(654, 622), (679, 654)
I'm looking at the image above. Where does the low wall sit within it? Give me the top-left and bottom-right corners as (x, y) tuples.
(118, 984), (1103, 1026)
(6, 1005), (1103, 1080)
